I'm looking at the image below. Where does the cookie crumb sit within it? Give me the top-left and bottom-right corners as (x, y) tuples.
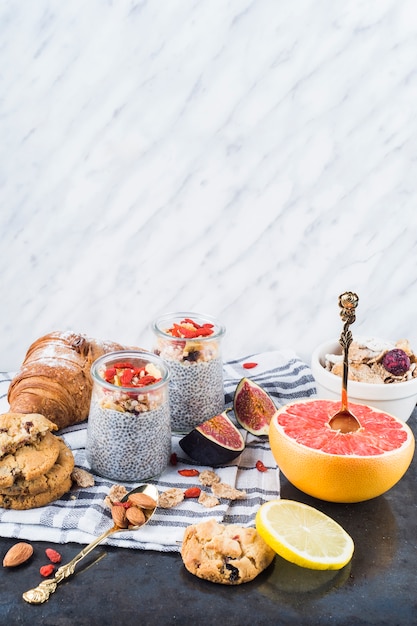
(71, 467), (95, 488)
(199, 470), (221, 486)
(198, 491), (220, 508)
(158, 488), (185, 509)
(104, 484), (128, 508)
(211, 482), (247, 500)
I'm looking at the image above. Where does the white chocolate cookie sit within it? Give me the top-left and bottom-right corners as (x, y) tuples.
(181, 518), (275, 585)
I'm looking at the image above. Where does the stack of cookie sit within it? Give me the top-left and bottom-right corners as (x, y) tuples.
(0, 412), (74, 510)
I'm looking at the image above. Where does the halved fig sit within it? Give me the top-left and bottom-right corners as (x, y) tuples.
(233, 377), (277, 436)
(179, 411), (245, 466)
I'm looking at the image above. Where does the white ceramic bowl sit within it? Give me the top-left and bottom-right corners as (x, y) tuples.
(311, 340), (417, 423)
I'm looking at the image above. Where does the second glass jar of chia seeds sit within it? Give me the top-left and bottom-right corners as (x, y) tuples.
(152, 312), (226, 433)
(86, 350), (171, 481)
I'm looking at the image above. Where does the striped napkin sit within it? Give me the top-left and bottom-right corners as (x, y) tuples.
(0, 351), (316, 552)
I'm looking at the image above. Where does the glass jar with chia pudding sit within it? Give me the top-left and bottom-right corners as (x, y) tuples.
(152, 312), (226, 433)
(86, 350), (171, 481)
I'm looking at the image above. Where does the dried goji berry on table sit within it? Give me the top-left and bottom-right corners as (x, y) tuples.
(243, 362), (258, 369)
(184, 487), (201, 498)
(40, 564), (55, 577)
(178, 469), (200, 477)
(170, 452), (178, 466)
(45, 548), (62, 564)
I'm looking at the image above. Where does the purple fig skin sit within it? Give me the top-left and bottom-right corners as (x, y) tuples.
(233, 378), (276, 436)
(179, 411), (245, 466)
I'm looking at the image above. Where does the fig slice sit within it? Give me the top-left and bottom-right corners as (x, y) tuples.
(233, 377), (277, 436)
(179, 411), (245, 467)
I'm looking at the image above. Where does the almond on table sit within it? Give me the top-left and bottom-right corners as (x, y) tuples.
(3, 542), (33, 567)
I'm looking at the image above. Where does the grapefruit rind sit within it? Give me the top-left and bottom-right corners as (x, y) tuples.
(269, 400), (415, 503)
(255, 499), (354, 571)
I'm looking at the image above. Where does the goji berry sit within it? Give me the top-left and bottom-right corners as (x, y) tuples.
(120, 368), (135, 385)
(45, 548), (62, 563)
(40, 564), (55, 577)
(243, 362), (258, 369)
(113, 500), (132, 509)
(256, 460), (267, 472)
(171, 323), (186, 337)
(197, 326), (214, 336)
(137, 375), (157, 386)
(170, 452), (178, 466)
(104, 367), (117, 382)
(168, 319), (214, 339)
(178, 469), (200, 477)
(179, 326), (197, 338)
(184, 487), (201, 498)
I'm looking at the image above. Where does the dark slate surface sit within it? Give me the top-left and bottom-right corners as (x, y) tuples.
(1, 410), (416, 626)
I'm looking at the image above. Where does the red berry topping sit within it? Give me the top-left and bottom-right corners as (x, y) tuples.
(382, 349), (411, 376)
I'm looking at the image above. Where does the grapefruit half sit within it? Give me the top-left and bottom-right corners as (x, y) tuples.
(269, 399), (415, 503)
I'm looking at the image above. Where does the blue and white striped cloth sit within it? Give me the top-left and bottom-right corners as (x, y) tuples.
(0, 351), (316, 552)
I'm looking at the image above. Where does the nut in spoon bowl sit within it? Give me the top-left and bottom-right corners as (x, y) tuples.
(23, 484), (158, 604)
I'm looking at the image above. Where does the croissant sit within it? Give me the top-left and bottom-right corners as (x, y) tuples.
(7, 331), (132, 430)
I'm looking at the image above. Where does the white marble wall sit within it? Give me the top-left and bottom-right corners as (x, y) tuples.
(1, 0), (417, 371)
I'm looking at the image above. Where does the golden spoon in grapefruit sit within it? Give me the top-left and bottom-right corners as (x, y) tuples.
(328, 291), (361, 434)
(269, 398), (415, 503)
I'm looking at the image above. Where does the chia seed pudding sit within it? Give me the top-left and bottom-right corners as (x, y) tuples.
(86, 351), (171, 481)
(152, 313), (226, 433)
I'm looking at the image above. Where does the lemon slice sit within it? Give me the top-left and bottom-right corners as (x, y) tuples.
(255, 499), (354, 570)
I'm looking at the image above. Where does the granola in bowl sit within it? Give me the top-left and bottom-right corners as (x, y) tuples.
(311, 338), (417, 422)
(324, 337), (417, 384)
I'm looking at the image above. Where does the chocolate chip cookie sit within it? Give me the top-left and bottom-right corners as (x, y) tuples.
(0, 474), (72, 510)
(181, 518), (275, 585)
(0, 412), (57, 458)
(0, 431), (60, 488)
(0, 439), (74, 496)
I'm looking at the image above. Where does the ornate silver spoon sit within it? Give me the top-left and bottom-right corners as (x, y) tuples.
(22, 483), (158, 604)
(328, 292), (361, 434)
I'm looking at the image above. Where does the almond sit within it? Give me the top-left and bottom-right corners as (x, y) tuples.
(125, 506), (146, 527)
(111, 504), (128, 529)
(128, 492), (157, 509)
(3, 542), (34, 567)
